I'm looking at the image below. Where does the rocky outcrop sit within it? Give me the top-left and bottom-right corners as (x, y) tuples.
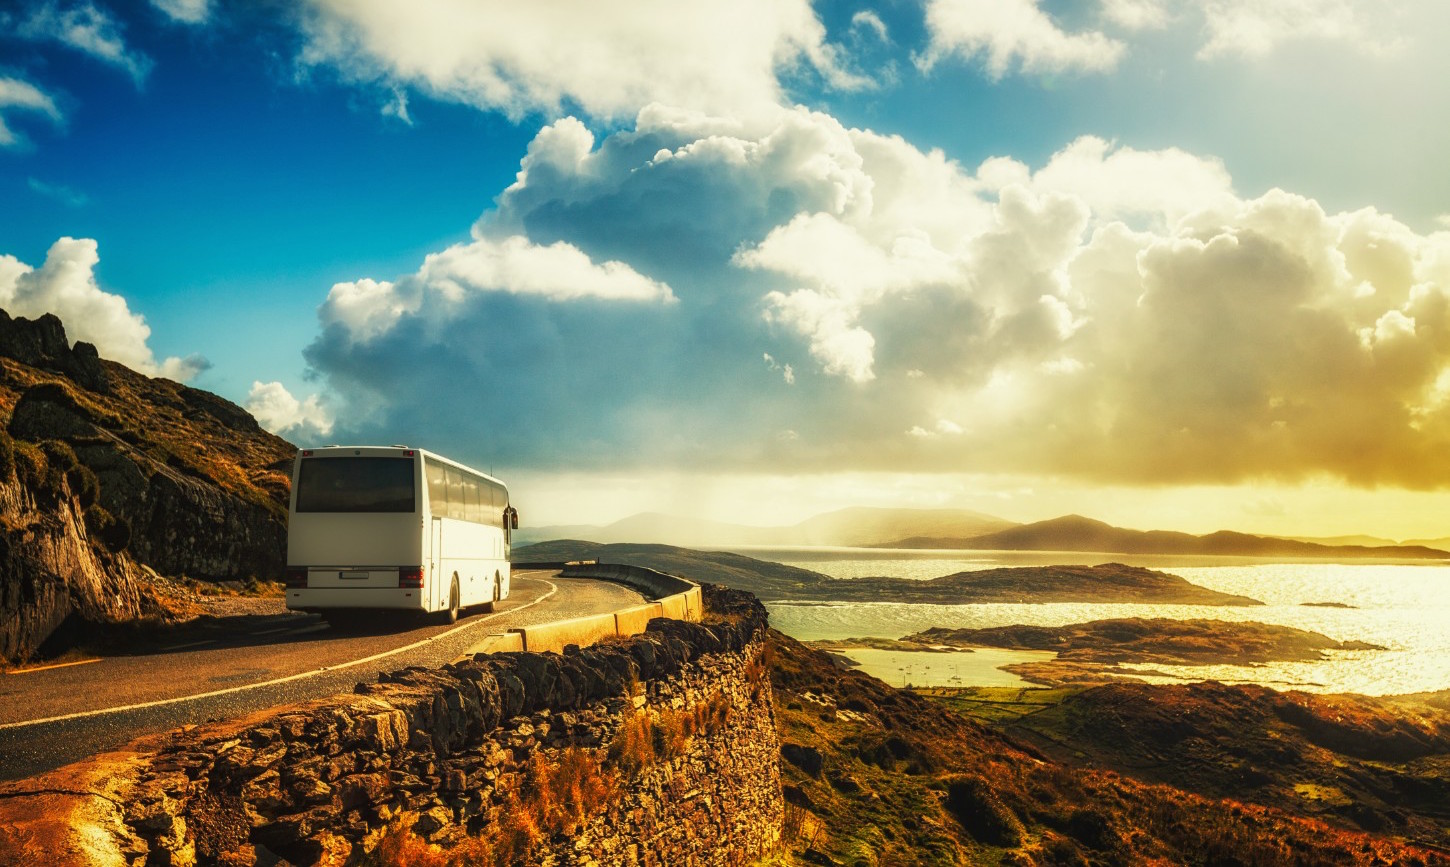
(0, 434), (152, 662)
(0, 585), (782, 866)
(0, 308), (295, 660)
(0, 309), (295, 583)
(9, 384), (288, 580)
(0, 310), (109, 393)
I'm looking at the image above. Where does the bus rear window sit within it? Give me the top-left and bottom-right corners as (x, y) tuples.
(295, 457), (416, 513)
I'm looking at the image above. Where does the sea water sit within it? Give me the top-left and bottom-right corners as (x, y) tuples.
(751, 550), (1450, 695)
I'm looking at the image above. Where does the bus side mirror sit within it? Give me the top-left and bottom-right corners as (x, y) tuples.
(510, 508), (519, 530)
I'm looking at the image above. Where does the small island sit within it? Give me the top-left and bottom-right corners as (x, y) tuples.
(905, 618), (1385, 686)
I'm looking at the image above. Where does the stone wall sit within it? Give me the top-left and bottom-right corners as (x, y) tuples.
(0, 584), (783, 866)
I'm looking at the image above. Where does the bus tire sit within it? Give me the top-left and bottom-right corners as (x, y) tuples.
(482, 572), (499, 613)
(443, 576), (460, 624)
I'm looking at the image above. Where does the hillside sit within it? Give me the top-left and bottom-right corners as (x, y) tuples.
(516, 542), (1262, 605)
(893, 513), (1450, 560)
(995, 681), (1450, 852)
(515, 506), (1016, 548)
(769, 630), (1450, 864)
(0, 310), (295, 661)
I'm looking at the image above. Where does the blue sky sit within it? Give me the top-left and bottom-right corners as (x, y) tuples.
(6, 0), (1450, 537)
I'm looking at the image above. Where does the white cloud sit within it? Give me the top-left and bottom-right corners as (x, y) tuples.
(919, 0), (1126, 78)
(1100, 0), (1170, 30)
(1197, 0), (1392, 59)
(245, 381), (334, 438)
(0, 237), (207, 381)
(319, 234), (675, 346)
(296, 0), (867, 121)
(301, 108), (1450, 488)
(851, 11), (889, 42)
(1028, 135), (1236, 227)
(18, 1), (153, 86)
(0, 77), (62, 148)
(150, 0), (211, 25)
(764, 287), (878, 383)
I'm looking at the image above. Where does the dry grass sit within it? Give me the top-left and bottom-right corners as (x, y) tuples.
(362, 688), (744, 865)
(363, 748), (618, 867)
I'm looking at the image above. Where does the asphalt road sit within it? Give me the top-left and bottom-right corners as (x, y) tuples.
(0, 572), (644, 781)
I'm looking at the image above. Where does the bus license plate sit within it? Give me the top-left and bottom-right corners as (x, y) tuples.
(339, 571), (369, 580)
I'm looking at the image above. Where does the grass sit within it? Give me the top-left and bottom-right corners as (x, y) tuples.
(916, 685), (1084, 724)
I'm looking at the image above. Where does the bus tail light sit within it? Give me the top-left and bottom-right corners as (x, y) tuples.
(399, 566), (425, 588)
(285, 567), (308, 588)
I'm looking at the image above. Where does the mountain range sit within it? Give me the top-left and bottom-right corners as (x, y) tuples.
(520, 509), (1450, 560)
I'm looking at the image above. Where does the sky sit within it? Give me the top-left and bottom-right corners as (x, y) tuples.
(5, 0), (1450, 540)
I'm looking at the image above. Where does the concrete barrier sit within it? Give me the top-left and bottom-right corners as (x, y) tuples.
(477, 560), (702, 657)
(559, 562), (701, 622)
(512, 611), (619, 654)
(659, 593), (689, 620)
(614, 601), (664, 637)
(466, 632), (524, 657)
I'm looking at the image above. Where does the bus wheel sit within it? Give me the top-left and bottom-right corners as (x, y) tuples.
(443, 576), (460, 624)
(483, 573), (499, 613)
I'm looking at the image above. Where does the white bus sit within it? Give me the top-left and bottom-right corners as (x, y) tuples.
(284, 445), (518, 625)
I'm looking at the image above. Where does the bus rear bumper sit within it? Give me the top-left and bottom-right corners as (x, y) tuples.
(286, 587), (429, 612)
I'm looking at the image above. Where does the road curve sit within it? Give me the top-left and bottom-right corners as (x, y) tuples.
(0, 572), (644, 781)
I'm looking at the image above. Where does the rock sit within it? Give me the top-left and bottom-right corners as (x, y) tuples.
(781, 743), (824, 778)
(0, 310), (109, 392)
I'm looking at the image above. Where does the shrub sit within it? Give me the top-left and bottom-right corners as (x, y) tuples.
(943, 775), (1025, 847)
(12, 441), (48, 495)
(607, 710), (656, 777)
(84, 505), (131, 552)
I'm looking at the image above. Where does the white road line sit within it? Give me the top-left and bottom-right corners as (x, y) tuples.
(0, 576), (558, 732)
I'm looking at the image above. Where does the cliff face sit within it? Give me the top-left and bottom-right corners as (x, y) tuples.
(0, 433), (152, 661)
(0, 309), (296, 662)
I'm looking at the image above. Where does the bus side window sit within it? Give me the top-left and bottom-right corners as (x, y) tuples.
(445, 467), (464, 521)
(426, 460), (448, 515)
(464, 478), (481, 523)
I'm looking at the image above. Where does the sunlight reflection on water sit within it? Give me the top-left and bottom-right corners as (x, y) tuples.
(762, 555), (1450, 695)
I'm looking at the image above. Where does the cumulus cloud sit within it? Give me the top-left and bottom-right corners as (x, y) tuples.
(919, 0), (1126, 77)
(0, 77), (62, 148)
(301, 107), (1450, 490)
(319, 234), (675, 345)
(245, 381), (333, 438)
(0, 238), (208, 381)
(17, 1), (153, 85)
(295, 0), (868, 121)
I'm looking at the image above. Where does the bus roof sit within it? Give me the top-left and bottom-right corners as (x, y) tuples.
(296, 445), (507, 490)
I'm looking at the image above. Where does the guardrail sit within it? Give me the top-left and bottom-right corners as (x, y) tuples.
(484, 561), (703, 654)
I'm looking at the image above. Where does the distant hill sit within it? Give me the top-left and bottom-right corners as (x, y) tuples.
(889, 514), (1450, 560)
(1279, 534), (1400, 548)
(514, 541), (1261, 605)
(515, 506), (1016, 548)
(1404, 536), (1450, 550)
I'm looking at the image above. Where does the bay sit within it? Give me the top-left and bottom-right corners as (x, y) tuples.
(751, 549), (1450, 695)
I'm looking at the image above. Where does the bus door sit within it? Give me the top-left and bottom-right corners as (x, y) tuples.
(430, 517), (443, 611)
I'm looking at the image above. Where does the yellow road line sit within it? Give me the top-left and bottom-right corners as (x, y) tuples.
(5, 657), (102, 675)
